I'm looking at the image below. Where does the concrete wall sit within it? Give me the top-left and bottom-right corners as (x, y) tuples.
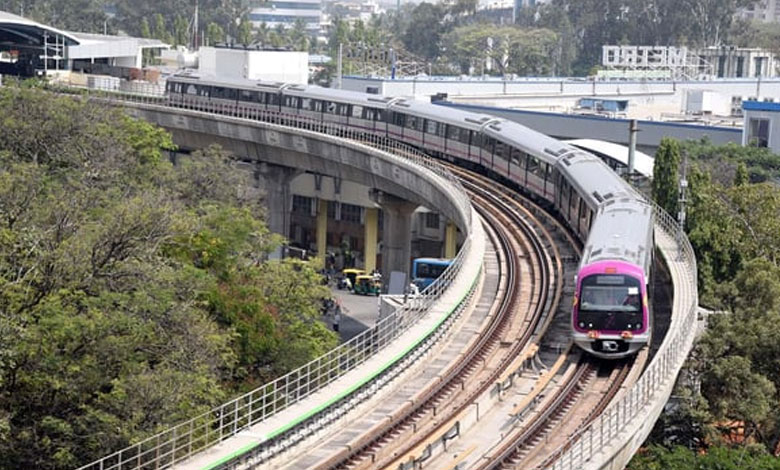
(343, 76), (780, 102)
(121, 103), (469, 233)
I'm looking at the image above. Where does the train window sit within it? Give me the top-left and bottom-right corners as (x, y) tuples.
(425, 119), (438, 134)
(185, 84), (198, 95)
(481, 136), (494, 153)
(510, 148), (525, 168)
(447, 125), (459, 141)
(472, 133), (482, 148)
(352, 105), (363, 118)
(300, 98), (310, 109)
(327, 102), (337, 114)
(266, 93), (281, 106)
(407, 115), (419, 130)
(527, 156), (540, 175)
(239, 90), (259, 103)
(312, 100), (324, 112)
(495, 141), (508, 161)
(461, 130), (472, 145)
(393, 112), (406, 127)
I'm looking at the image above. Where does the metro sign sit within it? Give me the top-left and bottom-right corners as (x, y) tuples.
(602, 46), (688, 68)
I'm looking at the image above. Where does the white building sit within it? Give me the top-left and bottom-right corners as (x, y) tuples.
(696, 46), (777, 78)
(199, 46), (308, 84)
(738, 0), (780, 23)
(249, 0), (322, 31)
(742, 100), (780, 151)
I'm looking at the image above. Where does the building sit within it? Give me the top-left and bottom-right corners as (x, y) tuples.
(199, 46), (309, 83)
(696, 46), (777, 78)
(738, 0), (780, 23)
(0, 10), (167, 77)
(742, 100), (780, 151)
(249, 0), (322, 31)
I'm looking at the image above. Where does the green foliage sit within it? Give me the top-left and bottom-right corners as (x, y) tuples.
(0, 87), (337, 469)
(652, 137), (681, 218)
(629, 445), (780, 470)
(680, 138), (780, 184)
(442, 24), (558, 76)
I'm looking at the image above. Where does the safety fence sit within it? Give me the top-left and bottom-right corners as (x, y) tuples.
(72, 82), (481, 470)
(540, 201), (698, 470)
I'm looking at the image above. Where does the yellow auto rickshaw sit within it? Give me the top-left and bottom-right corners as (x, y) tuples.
(339, 268), (365, 290)
(354, 275), (381, 296)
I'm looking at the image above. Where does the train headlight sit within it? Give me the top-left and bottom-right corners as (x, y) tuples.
(579, 322), (585, 328)
(635, 322), (642, 330)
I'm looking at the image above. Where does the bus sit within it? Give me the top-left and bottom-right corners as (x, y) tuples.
(412, 258), (452, 291)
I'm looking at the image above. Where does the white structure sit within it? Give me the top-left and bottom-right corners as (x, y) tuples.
(249, 0), (322, 31)
(685, 90), (732, 116)
(0, 10), (167, 75)
(696, 46), (777, 78)
(199, 46), (308, 84)
(738, 0), (780, 23)
(742, 100), (780, 151)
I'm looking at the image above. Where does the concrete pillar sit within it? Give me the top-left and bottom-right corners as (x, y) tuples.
(373, 191), (417, 281)
(444, 221), (457, 259)
(317, 199), (328, 258)
(364, 207), (379, 273)
(255, 162), (300, 258)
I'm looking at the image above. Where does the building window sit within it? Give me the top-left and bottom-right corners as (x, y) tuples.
(748, 117), (770, 148)
(292, 195), (312, 215)
(736, 57), (744, 77)
(341, 203), (362, 223)
(425, 212), (440, 229)
(328, 201), (338, 220)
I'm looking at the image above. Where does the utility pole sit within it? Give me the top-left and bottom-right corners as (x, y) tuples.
(627, 119), (638, 179)
(678, 152), (688, 260)
(337, 43), (343, 89)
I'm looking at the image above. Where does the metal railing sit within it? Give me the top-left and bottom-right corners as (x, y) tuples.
(72, 81), (480, 470)
(541, 202), (698, 470)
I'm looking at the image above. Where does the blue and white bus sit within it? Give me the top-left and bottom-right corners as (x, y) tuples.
(412, 258), (453, 291)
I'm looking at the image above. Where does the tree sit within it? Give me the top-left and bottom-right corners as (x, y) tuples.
(173, 14), (189, 47)
(0, 85), (338, 469)
(139, 17), (152, 39)
(237, 17), (254, 46)
(206, 22), (226, 46)
(734, 161), (749, 186)
(402, 2), (448, 61)
(652, 137), (682, 219)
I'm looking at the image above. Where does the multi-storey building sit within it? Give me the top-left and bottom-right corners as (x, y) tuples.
(738, 0), (780, 23)
(249, 0), (322, 31)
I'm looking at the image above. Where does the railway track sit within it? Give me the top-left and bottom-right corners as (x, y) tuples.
(302, 164), (562, 470)
(245, 163), (646, 470)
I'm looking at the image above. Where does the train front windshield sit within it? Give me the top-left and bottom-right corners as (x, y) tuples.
(577, 274), (643, 331)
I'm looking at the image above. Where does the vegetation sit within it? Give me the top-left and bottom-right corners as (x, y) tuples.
(0, 86), (337, 469)
(635, 139), (780, 467)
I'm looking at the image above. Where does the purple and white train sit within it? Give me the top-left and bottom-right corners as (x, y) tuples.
(164, 73), (655, 358)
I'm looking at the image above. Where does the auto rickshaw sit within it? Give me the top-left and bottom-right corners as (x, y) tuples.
(353, 275), (381, 296)
(339, 268), (365, 290)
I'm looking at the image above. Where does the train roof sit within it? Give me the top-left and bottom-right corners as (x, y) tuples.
(482, 120), (572, 166)
(557, 150), (640, 210)
(284, 84), (399, 108)
(580, 197), (654, 271)
(391, 99), (499, 131)
(167, 72), (289, 92)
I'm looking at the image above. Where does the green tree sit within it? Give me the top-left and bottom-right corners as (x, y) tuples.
(173, 14), (189, 46)
(402, 2), (448, 61)
(206, 22), (226, 46)
(0, 85), (338, 469)
(237, 16), (254, 46)
(652, 137), (682, 219)
(139, 17), (152, 39)
(734, 161), (749, 186)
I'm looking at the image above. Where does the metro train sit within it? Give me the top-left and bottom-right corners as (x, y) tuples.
(164, 73), (655, 359)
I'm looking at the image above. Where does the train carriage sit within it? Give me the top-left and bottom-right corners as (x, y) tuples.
(159, 72), (658, 359)
(571, 198), (654, 358)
